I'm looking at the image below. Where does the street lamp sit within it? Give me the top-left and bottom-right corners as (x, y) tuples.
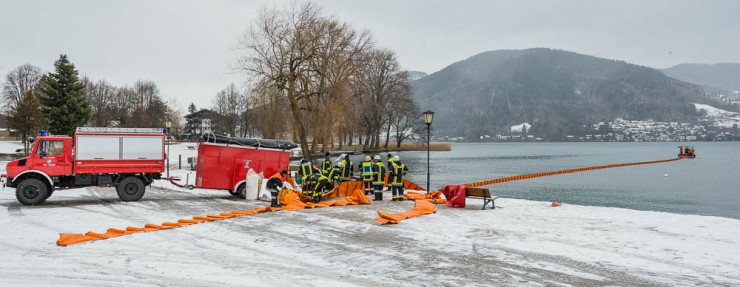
(423, 110), (434, 192)
(165, 120), (172, 178)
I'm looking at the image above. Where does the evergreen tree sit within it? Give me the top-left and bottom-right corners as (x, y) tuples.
(38, 55), (91, 135)
(188, 102), (197, 114)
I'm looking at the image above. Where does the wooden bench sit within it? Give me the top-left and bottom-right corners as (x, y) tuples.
(465, 187), (498, 210)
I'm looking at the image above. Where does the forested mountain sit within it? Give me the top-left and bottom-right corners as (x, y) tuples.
(661, 63), (740, 92)
(407, 71), (429, 82)
(412, 48), (723, 140)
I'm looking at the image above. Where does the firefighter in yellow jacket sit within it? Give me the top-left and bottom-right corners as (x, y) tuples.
(301, 173), (334, 203)
(339, 154), (353, 181)
(360, 155), (374, 195)
(372, 155), (386, 201)
(321, 152), (332, 176)
(388, 155), (408, 201)
(327, 161), (342, 184)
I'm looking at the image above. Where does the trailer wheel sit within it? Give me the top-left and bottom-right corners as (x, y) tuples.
(16, 178), (50, 205)
(235, 183), (246, 199)
(117, 176), (145, 201)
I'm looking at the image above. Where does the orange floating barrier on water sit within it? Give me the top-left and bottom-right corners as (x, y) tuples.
(462, 157), (685, 188)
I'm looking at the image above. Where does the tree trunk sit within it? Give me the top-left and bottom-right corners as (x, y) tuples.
(384, 123), (391, 148)
(287, 72), (311, 160)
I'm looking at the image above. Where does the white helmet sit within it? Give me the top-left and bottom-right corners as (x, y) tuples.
(365, 155), (371, 161)
(337, 161), (345, 168)
(393, 155), (400, 161)
(374, 155), (381, 160)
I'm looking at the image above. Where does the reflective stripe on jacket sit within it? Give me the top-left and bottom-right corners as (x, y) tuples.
(372, 162), (386, 185)
(389, 161), (407, 186)
(361, 161), (373, 181)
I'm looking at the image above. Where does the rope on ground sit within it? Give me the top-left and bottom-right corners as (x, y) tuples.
(462, 157), (685, 188)
(57, 189), (371, 247)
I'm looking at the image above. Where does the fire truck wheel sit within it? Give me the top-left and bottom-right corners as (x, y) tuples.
(235, 183), (246, 199)
(228, 189), (237, 195)
(117, 176), (146, 201)
(15, 178), (49, 205)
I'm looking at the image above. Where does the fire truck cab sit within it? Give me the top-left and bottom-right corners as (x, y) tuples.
(4, 127), (165, 205)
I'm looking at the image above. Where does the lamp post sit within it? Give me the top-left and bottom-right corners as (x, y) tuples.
(423, 110), (434, 192)
(165, 120), (172, 178)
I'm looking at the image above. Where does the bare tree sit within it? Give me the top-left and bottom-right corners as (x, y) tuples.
(354, 49), (410, 149)
(212, 83), (248, 136)
(8, 90), (45, 152)
(392, 90), (421, 148)
(83, 78), (116, 127)
(2, 64), (43, 119)
(2, 64), (44, 147)
(239, 2), (327, 159)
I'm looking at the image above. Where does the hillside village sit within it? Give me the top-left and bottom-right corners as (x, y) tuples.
(445, 101), (740, 142)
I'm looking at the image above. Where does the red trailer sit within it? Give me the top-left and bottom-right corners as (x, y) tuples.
(194, 134), (296, 198)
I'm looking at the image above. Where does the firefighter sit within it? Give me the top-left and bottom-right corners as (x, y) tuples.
(302, 173), (334, 203)
(321, 152), (332, 176)
(266, 170), (289, 207)
(360, 155), (374, 195)
(298, 158), (321, 183)
(388, 155), (408, 201)
(372, 155), (386, 201)
(340, 154), (353, 181)
(328, 161), (342, 184)
(383, 153), (394, 191)
(298, 159), (313, 182)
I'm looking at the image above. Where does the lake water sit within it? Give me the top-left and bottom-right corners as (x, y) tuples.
(387, 142), (739, 220)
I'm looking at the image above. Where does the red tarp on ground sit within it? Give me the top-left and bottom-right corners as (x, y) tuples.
(441, 184), (467, 208)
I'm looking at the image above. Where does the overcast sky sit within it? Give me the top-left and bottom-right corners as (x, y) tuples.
(1, 0), (739, 111)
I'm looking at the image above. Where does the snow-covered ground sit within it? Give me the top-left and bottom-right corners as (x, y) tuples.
(693, 103), (738, 118)
(2, 140), (740, 286)
(694, 103), (740, 128)
(510, 123), (532, 133)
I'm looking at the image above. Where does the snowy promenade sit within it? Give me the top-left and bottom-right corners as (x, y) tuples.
(1, 141), (739, 286)
(1, 182), (739, 286)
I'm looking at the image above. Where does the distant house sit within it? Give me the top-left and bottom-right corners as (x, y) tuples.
(184, 109), (222, 141)
(0, 127), (11, 138)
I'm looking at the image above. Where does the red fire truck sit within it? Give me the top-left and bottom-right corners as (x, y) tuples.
(4, 127), (166, 205)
